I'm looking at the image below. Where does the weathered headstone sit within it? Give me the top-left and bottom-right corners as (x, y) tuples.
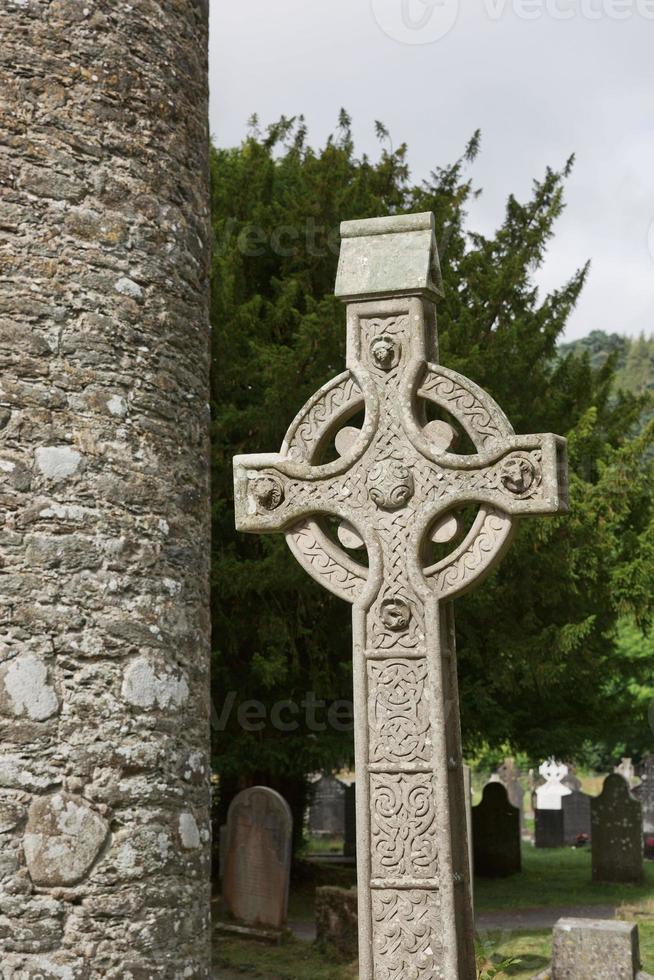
(223, 786), (293, 930)
(551, 918), (643, 979)
(234, 211), (568, 978)
(633, 755), (654, 841)
(472, 783), (521, 877)
(615, 757), (637, 786)
(562, 789), (592, 846)
(562, 765), (583, 793)
(591, 774), (644, 884)
(310, 774), (346, 835)
(344, 782), (357, 859)
(496, 757), (526, 825)
(0, 3), (212, 976)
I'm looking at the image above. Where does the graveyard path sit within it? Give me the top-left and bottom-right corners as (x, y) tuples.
(476, 904), (617, 932)
(287, 906), (617, 944)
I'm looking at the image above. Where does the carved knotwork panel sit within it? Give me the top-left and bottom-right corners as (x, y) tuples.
(372, 889), (444, 980)
(368, 660), (432, 767)
(370, 773), (438, 880)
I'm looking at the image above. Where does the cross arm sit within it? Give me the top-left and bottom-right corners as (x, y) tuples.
(446, 433), (569, 517)
(233, 452), (357, 535)
(411, 430), (569, 518)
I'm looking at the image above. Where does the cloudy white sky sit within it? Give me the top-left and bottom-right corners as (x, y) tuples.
(209, 0), (653, 341)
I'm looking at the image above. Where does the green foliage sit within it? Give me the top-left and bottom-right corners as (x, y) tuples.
(210, 114), (654, 808)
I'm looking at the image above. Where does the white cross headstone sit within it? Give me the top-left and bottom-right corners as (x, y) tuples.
(234, 212), (568, 979)
(536, 760), (573, 810)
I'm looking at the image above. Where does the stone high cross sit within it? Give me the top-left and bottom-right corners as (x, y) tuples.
(234, 213), (568, 978)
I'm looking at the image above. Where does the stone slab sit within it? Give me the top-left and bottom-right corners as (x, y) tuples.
(551, 918), (640, 979)
(222, 786), (292, 930)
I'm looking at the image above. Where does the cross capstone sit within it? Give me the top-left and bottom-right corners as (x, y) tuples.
(234, 212), (568, 979)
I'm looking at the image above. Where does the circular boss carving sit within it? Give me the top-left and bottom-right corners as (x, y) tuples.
(380, 597), (412, 632)
(251, 476), (284, 511)
(499, 454), (540, 498)
(367, 460), (414, 510)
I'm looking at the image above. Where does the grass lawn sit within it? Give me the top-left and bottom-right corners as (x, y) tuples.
(214, 847), (654, 978)
(214, 937), (357, 979)
(475, 845), (654, 911)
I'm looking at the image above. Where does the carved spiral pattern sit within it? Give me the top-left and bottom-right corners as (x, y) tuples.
(371, 774), (438, 879)
(372, 890), (444, 980)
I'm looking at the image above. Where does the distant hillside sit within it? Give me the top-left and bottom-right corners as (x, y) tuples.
(560, 330), (654, 398)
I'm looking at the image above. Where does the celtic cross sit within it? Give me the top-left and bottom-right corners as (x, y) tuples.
(234, 213), (568, 979)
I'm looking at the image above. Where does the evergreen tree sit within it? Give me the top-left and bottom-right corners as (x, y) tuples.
(210, 116), (654, 836)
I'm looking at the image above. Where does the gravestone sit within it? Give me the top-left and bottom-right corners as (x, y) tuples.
(0, 4), (212, 976)
(223, 786), (293, 930)
(551, 918), (644, 980)
(535, 760), (571, 848)
(536, 760), (573, 810)
(591, 774), (644, 884)
(310, 775), (346, 835)
(562, 789), (592, 846)
(344, 782), (357, 858)
(562, 765), (583, 793)
(472, 782), (521, 877)
(496, 758), (526, 817)
(633, 755), (654, 841)
(615, 757), (636, 786)
(234, 211), (568, 978)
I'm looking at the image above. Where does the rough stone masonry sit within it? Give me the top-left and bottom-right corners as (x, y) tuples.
(0, 2), (212, 977)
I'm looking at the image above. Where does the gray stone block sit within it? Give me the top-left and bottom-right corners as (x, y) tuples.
(552, 918), (641, 979)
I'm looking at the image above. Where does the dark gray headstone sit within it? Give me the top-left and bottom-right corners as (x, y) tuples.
(309, 775), (346, 835)
(344, 783), (356, 858)
(633, 755), (654, 835)
(591, 774), (643, 884)
(562, 789), (592, 846)
(223, 786), (293, 929)
(535, 807), (564, 848)
(472, 782), (521, 877)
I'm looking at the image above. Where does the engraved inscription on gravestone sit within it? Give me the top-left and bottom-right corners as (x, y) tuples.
(234, 211), (568, 979)
(222, 786), (293, 930)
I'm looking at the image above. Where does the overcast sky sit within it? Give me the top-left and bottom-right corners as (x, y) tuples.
(209, 0), (653, 341)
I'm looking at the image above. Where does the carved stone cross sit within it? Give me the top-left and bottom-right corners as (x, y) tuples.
(234, 213), (568, 979)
